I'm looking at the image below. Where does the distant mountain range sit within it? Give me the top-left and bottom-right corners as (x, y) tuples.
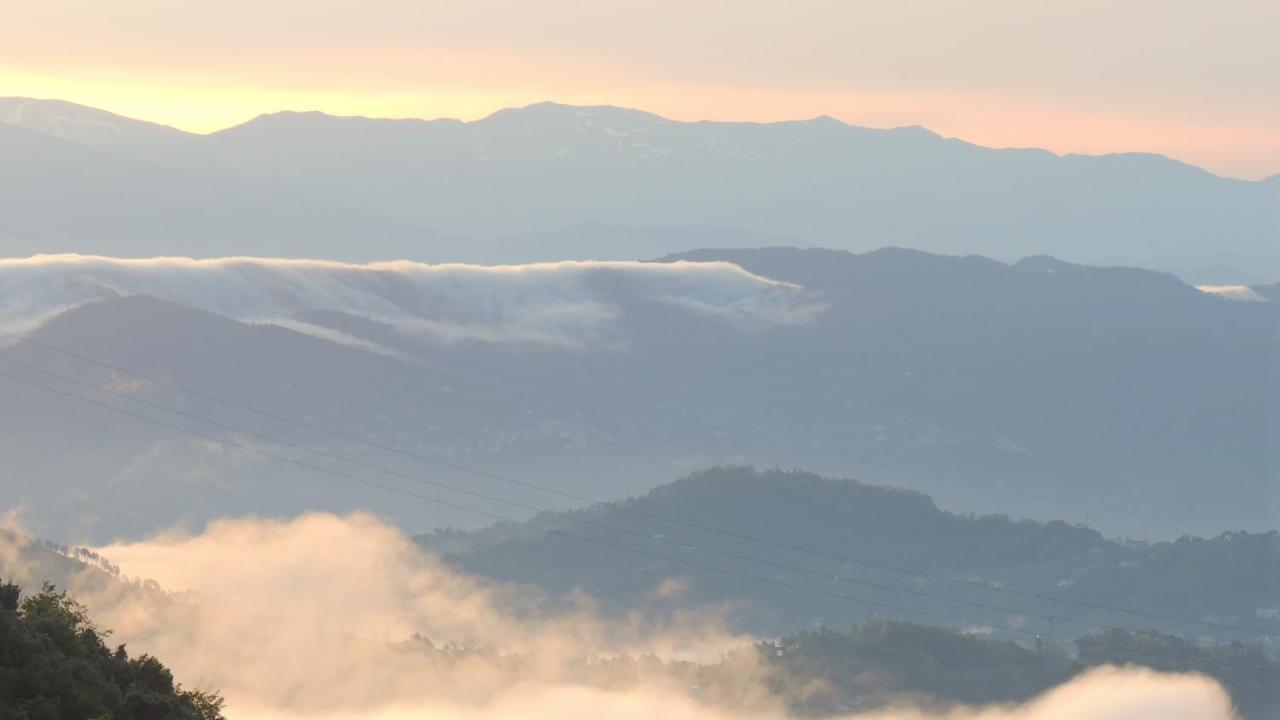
(2, 97), (1277, 280)
(1, 247), (1276, 541)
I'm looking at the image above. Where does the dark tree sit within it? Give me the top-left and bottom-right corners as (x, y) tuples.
(0, 579), (224, 720)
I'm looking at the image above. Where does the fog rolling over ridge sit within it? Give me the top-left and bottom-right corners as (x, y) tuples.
(9, 6), (1280, 719)
(1, 247), (1276, 543)
(0, 254), (819, 345)
(2, 97), (1278, 280)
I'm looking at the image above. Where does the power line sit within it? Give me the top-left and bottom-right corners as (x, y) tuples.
(0, 329), (1257, 636)
(0, 221), (1252, 531)
(0, 231), (1185, 529)
(337, 343), (1139, 520)
(0, 225), (59, 252)
(1, 365), (1275, 677)
(0, 364), (1008, 631)
(3, 358), (1256, 644)
(5, 362), (1275, 653)
(0, 296), (1163, 529)
(0, 354), (1174, 635)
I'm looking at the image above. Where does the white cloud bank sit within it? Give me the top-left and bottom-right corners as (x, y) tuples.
(0, 254), (824, 348)
(0, 513), (1239, 720)
(1196, 285), (1268, 302)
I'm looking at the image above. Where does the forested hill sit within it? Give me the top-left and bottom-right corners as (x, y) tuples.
(0, 579), (224, 720)
(762, 621), (1278, 719)
(420, 467), (1280, 642)
(6, 248), (1277, 541)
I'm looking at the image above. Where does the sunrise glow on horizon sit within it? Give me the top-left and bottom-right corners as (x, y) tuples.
(3, 0), (1277, 180)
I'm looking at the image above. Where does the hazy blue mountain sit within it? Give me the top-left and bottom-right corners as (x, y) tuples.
(0, 119), (429, 259)
(0, 97), (196, 159)
(0, 295), (603, 541)
(1253, 281), (1280, 302)
(0, 287), (813, 542)
(1, 98), (1277, 277)
(421, 467), (1280, 643)
(1, 247), (1276, 541)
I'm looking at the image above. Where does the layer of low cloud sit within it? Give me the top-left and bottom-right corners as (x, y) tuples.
(1196, 285), (1269, 302)
(235, 668), (1238, 720)
(0, 512), (1240, 720)
(0, 255), (823, 348)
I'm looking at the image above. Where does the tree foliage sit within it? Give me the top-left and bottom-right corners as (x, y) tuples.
(0, 579), (224, 720)
(757, 621), (1278, 718)
(431, 467), (1280, 643)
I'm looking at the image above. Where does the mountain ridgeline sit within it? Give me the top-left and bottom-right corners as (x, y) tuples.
(6, 70), (1280, 720)
(421, 466), (1280, 644)
(2, 97), (1278, 279)
(2, 247), (1275, 541)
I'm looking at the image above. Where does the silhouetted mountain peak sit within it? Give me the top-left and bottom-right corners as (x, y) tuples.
(3, 98), (1277, 275)
(1013, 255), (1078, 272)
(0, 96), (192, 149)
(500, 100), (667, 122)
(474, 101), (676, 145)
(219, 109), (459, 135)
(883, 123), (942, 139)
(1058, 150), (1225, 182)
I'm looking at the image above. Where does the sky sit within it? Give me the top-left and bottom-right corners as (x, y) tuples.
(2, 0), (1278, 180)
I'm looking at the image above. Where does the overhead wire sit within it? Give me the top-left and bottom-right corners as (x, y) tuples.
(0, 359), (1275, 679)
(0, 330), (1259, 636)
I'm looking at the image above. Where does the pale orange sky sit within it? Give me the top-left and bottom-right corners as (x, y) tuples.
(3, 0), (1277, 179)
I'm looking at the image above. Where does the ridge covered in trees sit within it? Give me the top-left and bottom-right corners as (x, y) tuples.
(0, 579), (223, 720)
(423, 467), (1280, 642)
(763, 621), (1278, 718)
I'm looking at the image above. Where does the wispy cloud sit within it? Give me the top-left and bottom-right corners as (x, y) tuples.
(0, 255), (823, 349)
(1196, 285), (1268, 302)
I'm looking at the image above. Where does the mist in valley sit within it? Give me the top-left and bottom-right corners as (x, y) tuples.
(3, 3), (1279, 718)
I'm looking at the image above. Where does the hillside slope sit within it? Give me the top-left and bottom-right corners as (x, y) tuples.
(422, 467), (1280, 642)
(2, 248), (1277, 539)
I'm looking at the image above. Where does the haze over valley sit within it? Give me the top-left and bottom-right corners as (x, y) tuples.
(3, 248), (1276, 542)
(3, 4), (1278, 718)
